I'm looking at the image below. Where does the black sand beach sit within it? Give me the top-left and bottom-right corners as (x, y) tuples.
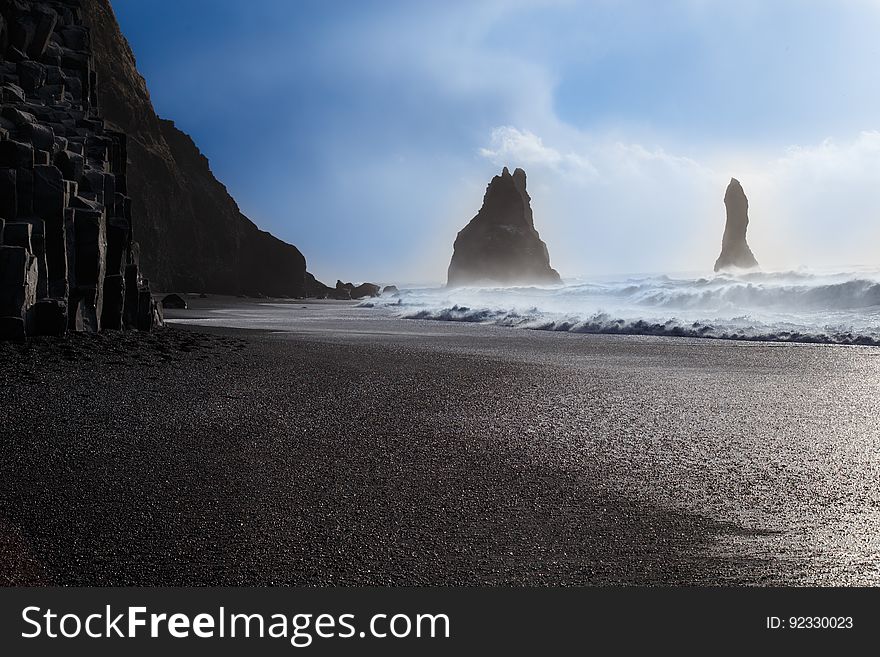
(2, 298), (878, 586)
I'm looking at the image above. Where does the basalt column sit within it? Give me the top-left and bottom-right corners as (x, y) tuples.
(0, 0), (161, 338)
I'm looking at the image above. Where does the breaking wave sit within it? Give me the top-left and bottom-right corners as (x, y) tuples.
(364, 268), (880, 345)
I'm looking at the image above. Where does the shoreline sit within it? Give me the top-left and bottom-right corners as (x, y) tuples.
(159, 292), (880, 348)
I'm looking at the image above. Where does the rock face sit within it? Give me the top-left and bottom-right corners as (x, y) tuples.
(78, 0), (311, 297)
(301, 274), (383, 300)
(448, 167), (560, 286)
(714, 178), (759, 272)
(339, 281), (380, 300)
(160, 292), (186, 309)
(0, 0), (161, 338)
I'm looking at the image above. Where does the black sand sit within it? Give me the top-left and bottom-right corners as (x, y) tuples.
(2, 306), (878, 585)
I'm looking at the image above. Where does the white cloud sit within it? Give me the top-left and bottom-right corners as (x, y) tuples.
(771, 131), (880, 180)
(607, 142), (711, 178)
(738, 131), (880, 269)
(480, 126), (561, 166)
(479, 126), (713, 184)
(478, 126), (599, 186)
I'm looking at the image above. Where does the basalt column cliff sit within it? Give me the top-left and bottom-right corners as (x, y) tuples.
(448, 167), (561, 287)
(714, 177), (759, 272)
(0, 0), (161, 338)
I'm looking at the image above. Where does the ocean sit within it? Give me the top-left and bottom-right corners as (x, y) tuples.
(362, 268), (880, 345)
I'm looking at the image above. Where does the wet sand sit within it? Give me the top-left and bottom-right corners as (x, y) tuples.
(1, 298), (879, 585)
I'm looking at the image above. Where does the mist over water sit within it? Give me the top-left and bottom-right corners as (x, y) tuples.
(365, 268), (880, 345)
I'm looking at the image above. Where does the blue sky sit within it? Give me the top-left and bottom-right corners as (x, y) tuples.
(112, 0), (880, 283)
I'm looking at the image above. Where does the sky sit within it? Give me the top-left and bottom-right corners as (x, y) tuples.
(111, 0), (880, 284)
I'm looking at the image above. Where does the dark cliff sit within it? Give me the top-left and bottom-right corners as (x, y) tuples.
(79, 0), (308, 296)
(448, 167), (560, 287)
(714, 178), (759, 272)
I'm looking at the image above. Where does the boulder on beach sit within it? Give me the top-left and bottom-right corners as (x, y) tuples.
(447, 167), (561, 287)
(161, 293), (187, 309)
(333, 280), (381, 300)
(350, 283), (381, 299)
(714, 178), (759, 272)
(302, 273), (382, 300)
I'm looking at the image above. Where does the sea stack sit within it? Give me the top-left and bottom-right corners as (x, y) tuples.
(714, 178), (759, 272)
(447, 167), (561, 286)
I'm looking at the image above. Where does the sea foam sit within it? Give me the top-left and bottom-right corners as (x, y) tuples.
(364, 268), (880, 345)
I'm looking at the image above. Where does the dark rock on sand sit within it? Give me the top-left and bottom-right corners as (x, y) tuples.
(448, 167), (561, 287)
(302, 274), (384, 300)
(714, 178), (759, 272)
(161, 293), (187, 309)
(334, 280), (381, 300)
(350, 282), (381, 299)
(0, 315), (26, 339)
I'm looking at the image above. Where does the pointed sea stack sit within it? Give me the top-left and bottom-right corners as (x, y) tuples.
(447, 167), (561, 286)
(714, 178), (759, 272)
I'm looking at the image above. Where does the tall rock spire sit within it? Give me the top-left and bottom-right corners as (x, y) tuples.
(714, 178), (759, 272)
(447, 167), (561, 287)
